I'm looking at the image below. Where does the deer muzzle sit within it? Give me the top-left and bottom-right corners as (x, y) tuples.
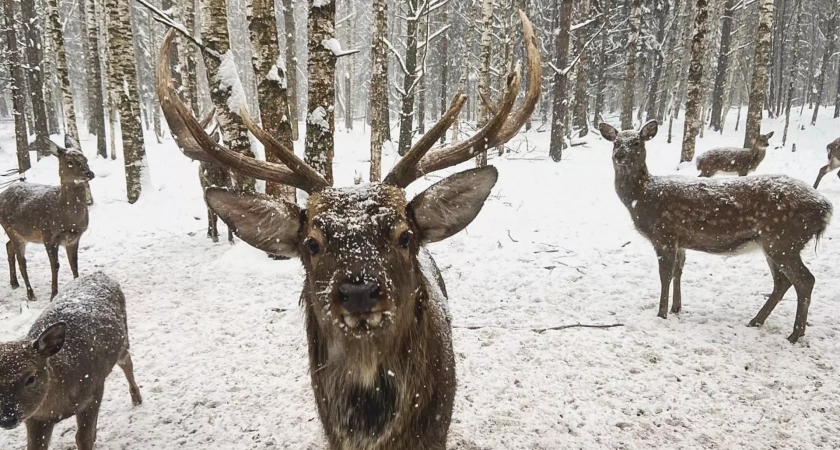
(0, 406), (19, 429)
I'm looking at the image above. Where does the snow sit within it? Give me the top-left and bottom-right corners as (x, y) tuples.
(1, 109), (840, 448)
(266, 54), (287, 89)
(215, 51), (248, 115)
(307, 106), (330, 132)
(312, 0), (331, 8)
(321, 38), (357, 57)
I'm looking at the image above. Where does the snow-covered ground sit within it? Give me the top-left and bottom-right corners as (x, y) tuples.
(1, 110), (839, 449)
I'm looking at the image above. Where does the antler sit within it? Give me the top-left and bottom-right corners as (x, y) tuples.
(156, 29), (329, 193)
(384, 10), (542, 188)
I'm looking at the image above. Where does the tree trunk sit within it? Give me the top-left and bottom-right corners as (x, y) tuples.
(438, 1), (449, 144)
(47, 0), (79, 139)
(79, 0), (107, 158)
(645, 0), (671, 123)
(452, 0), (477, 141)
(549, 0), (573, 162)
(573, 0), (592, 136)
(416, 9), (426, 136)
(305, 0), (336, 184)
(593, 0), (611, 128)
(19, 0), (49, 144)
(368, 0), (388, 182)
(680, 0), (710, 163)
(811, 13), (837, 125)
(183, 0), (200, 117)
(744, 0), (775, 147)
(397, 0), (421, 157)
(2, 0), (31, 172)
(200, 0), (257, 192)
(620, 0), (642, 129)
(105, 0), (148, 203)
(708, 0), (734, 131)
(474, 0), (492, 166)
(248, 0), (295, 201)
(281, 0), (300, 141)
(343, 0), (355, 131)
(782, 0), (802, 146)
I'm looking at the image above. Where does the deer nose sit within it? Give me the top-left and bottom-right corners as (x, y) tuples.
(338, 278), (381, 314)
(84, 169), (95, 180)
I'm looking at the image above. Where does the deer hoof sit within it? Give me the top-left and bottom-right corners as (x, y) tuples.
(10, 280), (19, 289)
(747, 319), (762, 328)
(210, 235), (219, 243)
(670, 306), (681, 314)
(26, 289), (35, 301)
(787, 332), (802, 344)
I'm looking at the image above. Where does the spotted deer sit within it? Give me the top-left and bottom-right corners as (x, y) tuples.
(600, 121), (832, 343)
(696, 131), (774, 177)
(0, 271), (142, 450)
(0, 135), (95, 300)
(812, 137), (840, 189)
(158, 12), (540, 449)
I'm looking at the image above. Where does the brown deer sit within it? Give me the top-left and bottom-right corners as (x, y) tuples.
(812, 137), (840, 188)
(196, 111), (235, 243)
(157, 10), (540, 449)
(0, 271), (142, 450)
(695, 131), (774, 177)
(600, 121), (832, 343)
(0, 135), (95, 301)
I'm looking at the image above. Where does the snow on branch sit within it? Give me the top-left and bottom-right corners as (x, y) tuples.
(417, 24), (450, 51)
(550, 22), (607, 77)
(135, 0), (220, 60)
(383, 37), (409, 76)
(570, 13), (602, 32)
(322, 38), (360, 57)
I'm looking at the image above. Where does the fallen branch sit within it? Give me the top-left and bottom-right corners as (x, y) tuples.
(455, 323), (624, 333)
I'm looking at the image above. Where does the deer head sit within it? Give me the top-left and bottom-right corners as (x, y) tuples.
(0, 323), (66, 430)
(754, 131), (774, 150)
(156, 11), (540, 339)
(35, 135), (95, 184)
(600, 120), (658, 169)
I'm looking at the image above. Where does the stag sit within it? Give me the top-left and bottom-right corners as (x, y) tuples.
(157, 11), (540, 449)
(600, 121), (832, 344)
(0, 135), (95, 300)
(813, 137), (840, 189)
(695, 131), (774, 177)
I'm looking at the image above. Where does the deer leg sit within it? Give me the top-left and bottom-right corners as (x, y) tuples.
(25, 419), (55, 450)
(228, 227), (235, 244)
(7, 240), (18, 289)
(655, 247), (677, 319)
(14, 242), (34, 301)
(75, 385), (103, 450)
(44, 243), (59, 300)
(207, 208), (220, 243)
(774, 255), (815, 344)
(749, 255), (792, 327)
(66, 242), (80, 278)
(671, 249), (686, 314)
(118, 350), (143, 406)
(813, 165), (830, 189)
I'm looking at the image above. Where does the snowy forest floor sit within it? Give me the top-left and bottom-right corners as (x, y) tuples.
(1, 110), (840, 449)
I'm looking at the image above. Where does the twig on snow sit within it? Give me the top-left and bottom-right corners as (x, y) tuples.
(455, 323), (624, 333)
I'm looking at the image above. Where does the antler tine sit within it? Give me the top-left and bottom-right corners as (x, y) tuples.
(239, 108), (329, 190)
(488, 10), (541, 147)
(383, 94), (467, 187)
(157, 30), (214, 164)
(389, 11), (540, 188)
(157, 30), (322, 193)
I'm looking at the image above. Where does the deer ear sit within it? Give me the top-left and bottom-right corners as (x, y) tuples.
(640, 120), (658, 141)
(764, 131), (775, 139)
(64, 135), (81, 150)
(599, 123), (618, 142)
(33, 322), (67, 358)
(409, 166), (498, 244)
(205, 188), (301, 257)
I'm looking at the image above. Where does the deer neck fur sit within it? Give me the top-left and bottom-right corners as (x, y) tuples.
(58, 180), (88, 221)
(614, 162), (651, 210)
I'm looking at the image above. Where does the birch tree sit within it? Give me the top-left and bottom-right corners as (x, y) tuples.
(680, 0), (709, 163)
(620, 0), (642, 130)
(708, 0), (734, 131)
(369, 0), (388, 181)
(782, 0), (802, 145)
(248, 0), (295, 201)
(573, 0), (592, 136)
(105, 0), (148, 203)
(47, 0), (79, 139)
(744, 0), (774, 147)
(281, 0), (300, 140)
(305, 0), (337, 184)
(19, 0), (50, 143)
(396, 0), (421, 157)
(80, 0), (107, 157)
(182, 0), (200, 116)
(810, 10), (837, 125)
(2, 0), (31, 172)
(549, 0), (573, 162)
(475, 0), (492, 166)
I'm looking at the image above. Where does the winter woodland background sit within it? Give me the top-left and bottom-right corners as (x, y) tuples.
(2, 0), (840, 448)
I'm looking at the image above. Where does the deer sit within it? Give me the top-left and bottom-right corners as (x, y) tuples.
(0, 135), (95, 301)
(0, 271), (142, 450)
(599, 120), (832, 344)
(812, 137), (840, 189)
(695, 131), (774, 177)
(156, 10), (540, 449)
(196, 110), (235, 244)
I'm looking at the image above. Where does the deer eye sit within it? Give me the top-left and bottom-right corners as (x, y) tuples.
(25, 375), (36, 386)
(304, 237), (320, 255)
(398, 231), (413, 248)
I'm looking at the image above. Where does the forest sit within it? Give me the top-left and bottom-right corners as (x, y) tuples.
(1, 0), (840, 449)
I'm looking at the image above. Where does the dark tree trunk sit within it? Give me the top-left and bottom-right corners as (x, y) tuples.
(305, 0), (336, 183)
(680, 0), (710, 163)
(709, 0), (735, 131)
(645, 0), (671, 123)
(282, 0), (300, 140)
(593, 0), (611, 129)
(810, 11), (836, 126)
(549, 0), (573, 162)
(572, 0), (591, 136)
(81, 0), (107, 158)
(19, 0), (49, 144)
(397, 0), (420, 157)
(438, 1), (449, 144)
(2, 0), (31, 172)
(620, 0), (642, 129)
(744, 0), (775, 148)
